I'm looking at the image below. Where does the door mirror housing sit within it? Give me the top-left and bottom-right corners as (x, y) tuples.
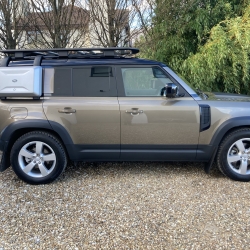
(161, 83), (179, 98)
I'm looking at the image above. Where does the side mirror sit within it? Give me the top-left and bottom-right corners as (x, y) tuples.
(161, 83), (179, 98)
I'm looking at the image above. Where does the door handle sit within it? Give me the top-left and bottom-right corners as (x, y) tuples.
(58, 107), (76, 114)
(125, 108), (143, 116)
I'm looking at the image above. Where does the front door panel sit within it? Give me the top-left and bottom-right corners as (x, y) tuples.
(117, 66), (200, 161)
(119, 97), (200, 160)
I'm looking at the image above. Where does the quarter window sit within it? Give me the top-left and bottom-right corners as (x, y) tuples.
(52, 66), (117, 97)
(73, 66), (117, 97)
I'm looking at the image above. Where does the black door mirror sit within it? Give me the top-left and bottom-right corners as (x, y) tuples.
(161, 83), (179, 98)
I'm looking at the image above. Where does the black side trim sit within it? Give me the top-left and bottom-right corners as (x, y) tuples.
(121, 144), (197, 150)
(66, 144), (120, 161)
(121, 144), (197, 161)
(210, 116), (250, 146)
(199, 104), (211, 132)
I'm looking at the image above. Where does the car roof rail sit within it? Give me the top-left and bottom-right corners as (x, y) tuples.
(0, 47), (139, 66)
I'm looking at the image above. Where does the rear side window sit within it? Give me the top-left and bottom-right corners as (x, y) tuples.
(52, 66), (117, 97)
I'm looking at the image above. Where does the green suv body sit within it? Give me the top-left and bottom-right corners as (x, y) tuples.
(0, 47), (250, 184)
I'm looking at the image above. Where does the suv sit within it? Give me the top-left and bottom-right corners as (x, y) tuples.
(0, 47), (250, 184)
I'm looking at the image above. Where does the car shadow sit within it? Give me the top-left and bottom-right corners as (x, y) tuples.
(57, 161), (225, 183)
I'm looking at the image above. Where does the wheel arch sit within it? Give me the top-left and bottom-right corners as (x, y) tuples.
(210, 117), (250, 147)
(0, 119), (73, 172)
(204, 117), (250, 174)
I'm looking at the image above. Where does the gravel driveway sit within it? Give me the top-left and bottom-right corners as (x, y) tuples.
(0, 162), (250, 249)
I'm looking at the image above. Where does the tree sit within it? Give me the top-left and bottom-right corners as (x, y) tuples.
(0, 0), (30, 49)
(138, 0), (246, 69)
(26, 0), (89, 48)
(180, 5), (250, 94)
(88, 0), (139, 47)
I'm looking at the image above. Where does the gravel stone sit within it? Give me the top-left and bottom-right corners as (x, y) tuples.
(0, 162), (250, 249)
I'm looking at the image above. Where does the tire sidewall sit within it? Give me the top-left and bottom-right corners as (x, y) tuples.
(11, 132), (66, 184)
(219, 130), (250, 181)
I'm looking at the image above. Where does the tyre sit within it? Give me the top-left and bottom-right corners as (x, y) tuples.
(11, 131), (67, 185)
(217, 128), (250, 181)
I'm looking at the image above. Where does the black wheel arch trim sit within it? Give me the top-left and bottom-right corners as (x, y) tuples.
(0, 119), (73, 172)
(209, 116), (250, 147)
(1, 119), (73, 145)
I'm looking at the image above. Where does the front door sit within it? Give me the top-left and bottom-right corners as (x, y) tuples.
(116, 66), (200, 161)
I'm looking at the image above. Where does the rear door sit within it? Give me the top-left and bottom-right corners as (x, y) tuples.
(116, 65), (200, 161)
(43, 66), (120, 160)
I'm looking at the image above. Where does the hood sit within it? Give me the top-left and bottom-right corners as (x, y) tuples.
(202, 92), (250, 102)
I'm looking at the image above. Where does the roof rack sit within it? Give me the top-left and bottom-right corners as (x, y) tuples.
(0, 47), (139, 66)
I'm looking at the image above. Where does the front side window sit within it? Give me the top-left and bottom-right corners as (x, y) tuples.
(121, 67), (173, 96)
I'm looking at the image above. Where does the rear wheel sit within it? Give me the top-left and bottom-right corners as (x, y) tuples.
(217, 128), (250, 181)
(11, 131), (67, 184)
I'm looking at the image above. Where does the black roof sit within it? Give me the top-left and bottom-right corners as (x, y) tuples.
(8, 58), (166, 67)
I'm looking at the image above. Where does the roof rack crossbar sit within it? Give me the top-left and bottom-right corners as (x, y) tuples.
(0, 47), (139, 60)
(33, 55), (43, 66)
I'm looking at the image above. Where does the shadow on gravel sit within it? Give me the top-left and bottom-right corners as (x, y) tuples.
(59, 161), (225, 183)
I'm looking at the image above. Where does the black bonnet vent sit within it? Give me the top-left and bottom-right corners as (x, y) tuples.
(200, 104), (211, 132)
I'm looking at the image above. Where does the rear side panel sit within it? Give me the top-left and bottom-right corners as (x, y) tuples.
(0, 99), (45, 134)
(0, 99), (46, 171)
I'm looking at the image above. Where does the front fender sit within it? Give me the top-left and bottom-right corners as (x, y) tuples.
(209, 116), (250, 147)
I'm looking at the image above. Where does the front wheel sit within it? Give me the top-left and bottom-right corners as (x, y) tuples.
(217, 128), (250, 181)
(11, 131), (67, 184)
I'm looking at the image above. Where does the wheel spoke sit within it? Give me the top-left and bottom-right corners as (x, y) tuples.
(19, 148), (34, 159)
(235, 139), (246, 152)
(23, 161), (36, 174)
(228, 155), (241, 163)
(35, 141), (43, 155)
(38, 163), (49, 177)
(43, 153), (56, 162)
(239, 160), (248, 175)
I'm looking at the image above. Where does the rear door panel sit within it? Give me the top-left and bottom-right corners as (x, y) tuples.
(43, 66), (120, 160)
